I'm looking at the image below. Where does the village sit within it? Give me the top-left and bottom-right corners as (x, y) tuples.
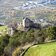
(0, 17), (55, 36)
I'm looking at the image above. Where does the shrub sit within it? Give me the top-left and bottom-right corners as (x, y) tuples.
(12, 47), (21, 56)
(0, 34), (10, 55)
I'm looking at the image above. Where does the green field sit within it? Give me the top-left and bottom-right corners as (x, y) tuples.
(24, 42), (56, 56)
(0, 26), (8, 35)
(0, 26), (7, 31)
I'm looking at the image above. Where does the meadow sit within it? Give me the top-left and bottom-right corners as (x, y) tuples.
(24, 42), (56, 56)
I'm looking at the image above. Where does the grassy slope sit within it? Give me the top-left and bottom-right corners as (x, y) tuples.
(24, 42), (56, 56)
(0, 26), (7, 31)
(0, 26), (8, 35)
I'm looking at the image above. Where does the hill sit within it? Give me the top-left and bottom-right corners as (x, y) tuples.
(24, 42), (56, 56)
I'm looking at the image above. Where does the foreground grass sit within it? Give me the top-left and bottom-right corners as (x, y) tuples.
(24, 42), (56, 56)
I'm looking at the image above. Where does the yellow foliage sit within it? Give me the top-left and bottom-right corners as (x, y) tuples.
(12, 47), (21, 56)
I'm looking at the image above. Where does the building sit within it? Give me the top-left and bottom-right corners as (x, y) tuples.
(22, 17), (34, 28)
(7, 27), (14, 36)
(7, 21), (18, 36)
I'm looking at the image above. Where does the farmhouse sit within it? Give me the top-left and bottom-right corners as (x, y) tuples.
(22, 17), (34, 28)
(22, 17), (41, 30)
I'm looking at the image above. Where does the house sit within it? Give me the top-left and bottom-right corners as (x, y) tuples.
(22, 17), (41, 30)
(7, 21), (18, 36)
(22, 17), (34, 28)
(7, 27), (14, 36)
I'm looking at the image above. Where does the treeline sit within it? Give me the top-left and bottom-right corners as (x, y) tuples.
(0, 26), (56, 56)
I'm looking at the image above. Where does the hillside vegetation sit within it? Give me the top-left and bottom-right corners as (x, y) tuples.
(0, 26), (56, 56)
(24, 8), (56, 21)
(24, 42), (56, 56)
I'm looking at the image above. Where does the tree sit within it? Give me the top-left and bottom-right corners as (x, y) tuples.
(0, 34), (10, 56)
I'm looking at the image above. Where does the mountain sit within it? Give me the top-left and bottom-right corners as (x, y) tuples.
(0, 0), (56, 6)
(0, 0), (56, 20)
(42, 0), (56, 4)
(13, 0), (56, 10)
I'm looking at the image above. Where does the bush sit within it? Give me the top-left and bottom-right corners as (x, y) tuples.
(0, 34), (10, 55)
(41, 26), (56, 42)
(12, 47), (21, 56)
